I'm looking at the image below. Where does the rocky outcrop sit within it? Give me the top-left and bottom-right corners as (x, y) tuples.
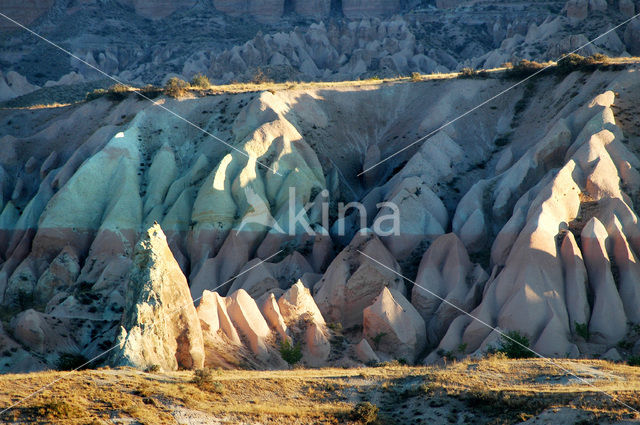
(196, 290), (244, 368)
(0, 0), (54, 30)
(293, 0), (330, 17)
(624, 20), (640, 55)
(363, 288), (426, 362)
(0, 71), (39, 102)
(2, 67), (640, 373)
(314, 231), (405, 329)
(112, 224), (205, 371)
(207, 18), (448, 83)
(0, 322), (47, 373)
(411, 234), (487, 346)
(279, 281), (330, 366)
(226, 289), (274, 361)
(129, 0), (196, 19)
(342, 0), (400, 18)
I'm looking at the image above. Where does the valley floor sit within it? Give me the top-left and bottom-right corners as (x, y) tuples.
(1, 357), (639, 424)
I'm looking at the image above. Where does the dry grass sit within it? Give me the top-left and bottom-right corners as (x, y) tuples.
(0, 358), (638, 424)
(3, 57), (639, 110)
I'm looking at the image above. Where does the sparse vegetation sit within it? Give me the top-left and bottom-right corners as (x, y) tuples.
(192, 368), (225, 394)
(280, 339), (303, 365)
(372, 332), (387, 350)
(105, 83), (131, 101)
(144, 364), (160, 373)
(250, 68), (273, 85)
(1, 358), (639, 424)
(55, 352), (90, 371)
(497, 331), (536, 359)
(505, 59), (547, 78)
(575, 322), (590, 341)
(555, 53), (613, 74)
(190, 73), (211, 88)
(458, 67), (477, 78)
(350, 401), (379, 424)
(164, 77), (190, 98)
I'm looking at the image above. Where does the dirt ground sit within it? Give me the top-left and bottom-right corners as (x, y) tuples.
(0, 356), (639, 424)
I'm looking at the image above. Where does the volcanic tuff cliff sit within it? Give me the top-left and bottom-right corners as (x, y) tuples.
(1, 0), (639, 97)
(1, 64), (640, 371)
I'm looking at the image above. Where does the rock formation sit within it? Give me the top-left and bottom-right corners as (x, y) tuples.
(111, 224), (205, 371)
(363, 287), (426, 362)
(2, 65), (640, 372)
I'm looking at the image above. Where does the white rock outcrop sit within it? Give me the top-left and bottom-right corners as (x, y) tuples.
(112, 224), (205, 371)
(363, 287), (426, 363)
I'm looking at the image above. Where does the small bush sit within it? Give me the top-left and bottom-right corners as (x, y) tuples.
(145, 364), (160, 373)
(575, 322), (590, 341)
(164, 77), (190, 98)
(628, 356), (640, 367)
(556, 53), (613, 74)
(280, 339), (303, 365)
(351, 401), (379, 424)
(36, 400), (78, 419)
(105, 83), (130, 101)
(251, 68), (273, 85)
(372, 332), (387, 350)
(56, 352), (90, 371)
(505, 59), (546, 78)
(459, 67), (477, 78)
(192, 368), (225, 393)
(85, 88), (106, 101)
(410, 72), (422, 82)
(190, 73), (211, 88)
(497, 331), (536, 359)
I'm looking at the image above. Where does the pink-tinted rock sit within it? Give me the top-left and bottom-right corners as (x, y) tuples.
(226, 289), (273, 360)
(581, 218), (627, 344)
(314, 230), (405, 329)
(197, 290), (244, 368)
(363, 288), (426, 363)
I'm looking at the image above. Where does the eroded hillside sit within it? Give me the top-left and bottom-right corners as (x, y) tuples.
(1, 66), (640, 372)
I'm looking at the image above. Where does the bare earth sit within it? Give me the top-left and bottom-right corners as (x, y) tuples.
(1, 357), (639, 424)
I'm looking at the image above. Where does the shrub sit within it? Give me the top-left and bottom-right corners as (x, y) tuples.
(351, 401), (379, 424)
(556, 53), (588, 74)
(192, 368), (225, 393)
(505, 59), (546, 78)
(190, 73), (211, 88)
(459, 67), (477, 78)
(410, 72), (422, 82)
(144, 364), (160, 373)
(85, 88), (106, 101)
(372, 332), (387, 350)
(497, 331), (536, 359)
(56, 352), (90, 371)
(105, 83), (130, 101)
(555, 53), (613, 74)
(164, 77), (190, 98)
(36, 400), (79, 418)
(628, 356), (640, 367)
(575, 322), (590, 341)
(280, 339), (303, 365)
(251, 68), (273, 85)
